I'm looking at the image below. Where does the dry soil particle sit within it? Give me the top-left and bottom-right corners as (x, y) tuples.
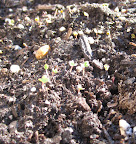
(0, 0), (136, 144)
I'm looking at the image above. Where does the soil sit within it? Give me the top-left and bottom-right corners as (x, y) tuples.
(0, 0), (136, 144)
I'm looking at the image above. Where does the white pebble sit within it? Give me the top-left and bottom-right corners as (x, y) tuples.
(59, 26), (66, 32)
(25, 16), (31, 22)
(118, 17), (126, 21)
(13, 45), (22, 50)
(17, 24), (24, 29)
(119, 119), (130, 131)
(10, 65), (20, 73)
(45, 100), (50, 105)
(31, 87), (36, 92)
(114, 7), (119, 12)
(22, 6), (27, 12)
(133, 126), (136, 133)
(133, 126), (136, 138)
(88, 37), (95, 44)
(65, 127), (73, 133)
(92, 59), (103, 70)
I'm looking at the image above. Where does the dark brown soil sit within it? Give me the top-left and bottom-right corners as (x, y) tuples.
(0, 0), (136, 144)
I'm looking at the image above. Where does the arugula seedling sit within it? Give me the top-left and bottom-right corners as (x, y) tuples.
(77, 84), (85, 95)
(69, 60), (77, 72)
(38, 75), (49, 90)
(81, 61), (90, 75)
(52, 68), (58, 76)
(44, 64), (49, 76)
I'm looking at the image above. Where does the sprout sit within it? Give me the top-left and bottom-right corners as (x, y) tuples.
(77, 84), (85, 94)
(69, 60), (77, 72)
(5, 18), (15, 26)
(38, 75), (49, 83)
(84, 61), (90, 67)
(52, 68), (58, 76)
(44, 64), (49, 70)
(81, 61), (90, 75)
(44, 64), (49, 77)
(104, 64), (110, 71)
(38, 75), (49, 90)
(35, 16), (42, 25)
(73, 31), (78, 38)
(35, 16), (40, 22)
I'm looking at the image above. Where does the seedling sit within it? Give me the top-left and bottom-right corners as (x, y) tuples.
(73, 31), (78, 39)
(44, 64), (49, 76)
(77, 84), (85, 95)
(104, 64), (110, 71)
(69, 60), (77, 72)
(38, 75), (49, 90)
(81, 61), (90, 75)
(44, 64), (49, 70)
(5, 18), (15, 26)
(131, 34), (135, 39)
(52, 68), (58, 76)
(35, 16), (42, 25)
(83, 11), (89, 19)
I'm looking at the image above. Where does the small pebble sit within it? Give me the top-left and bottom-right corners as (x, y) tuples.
(22, 6), (27, 12)
(9, 8), (13, 12)
(88, 37), (95, 44)
(31, 87), (36, 92)
(10, 65), (20, 73)
(114, 7), (119, 12)
(17, 24), (24, 29)
(59, 26), (66, 32)
(35, 45), (50, 59)
(119, 119), (130, 131)
(92, 59), (103, 70)
(25, 120), (33, 129)
(121, 9), (127, 13)
(25, 16), (31, 22)
(45, 100), (50, 106)
(76, 66), (82, 73)
(119, 119), (132, 136)
(0, 50), (3, 54)
(13, 45), (22, 50)
(118, 17), (126, 21)
(133, 126), (136, 136)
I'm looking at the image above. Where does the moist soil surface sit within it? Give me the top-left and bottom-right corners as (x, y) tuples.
(0, 0), (136, 144)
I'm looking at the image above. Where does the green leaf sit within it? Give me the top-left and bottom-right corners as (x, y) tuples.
(38, 75), (49, 83)
(84, 61), (89, 67)
(44, 64), (49, 70)
(52, 68), (58, 74)
(69, 60), (77, 66)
